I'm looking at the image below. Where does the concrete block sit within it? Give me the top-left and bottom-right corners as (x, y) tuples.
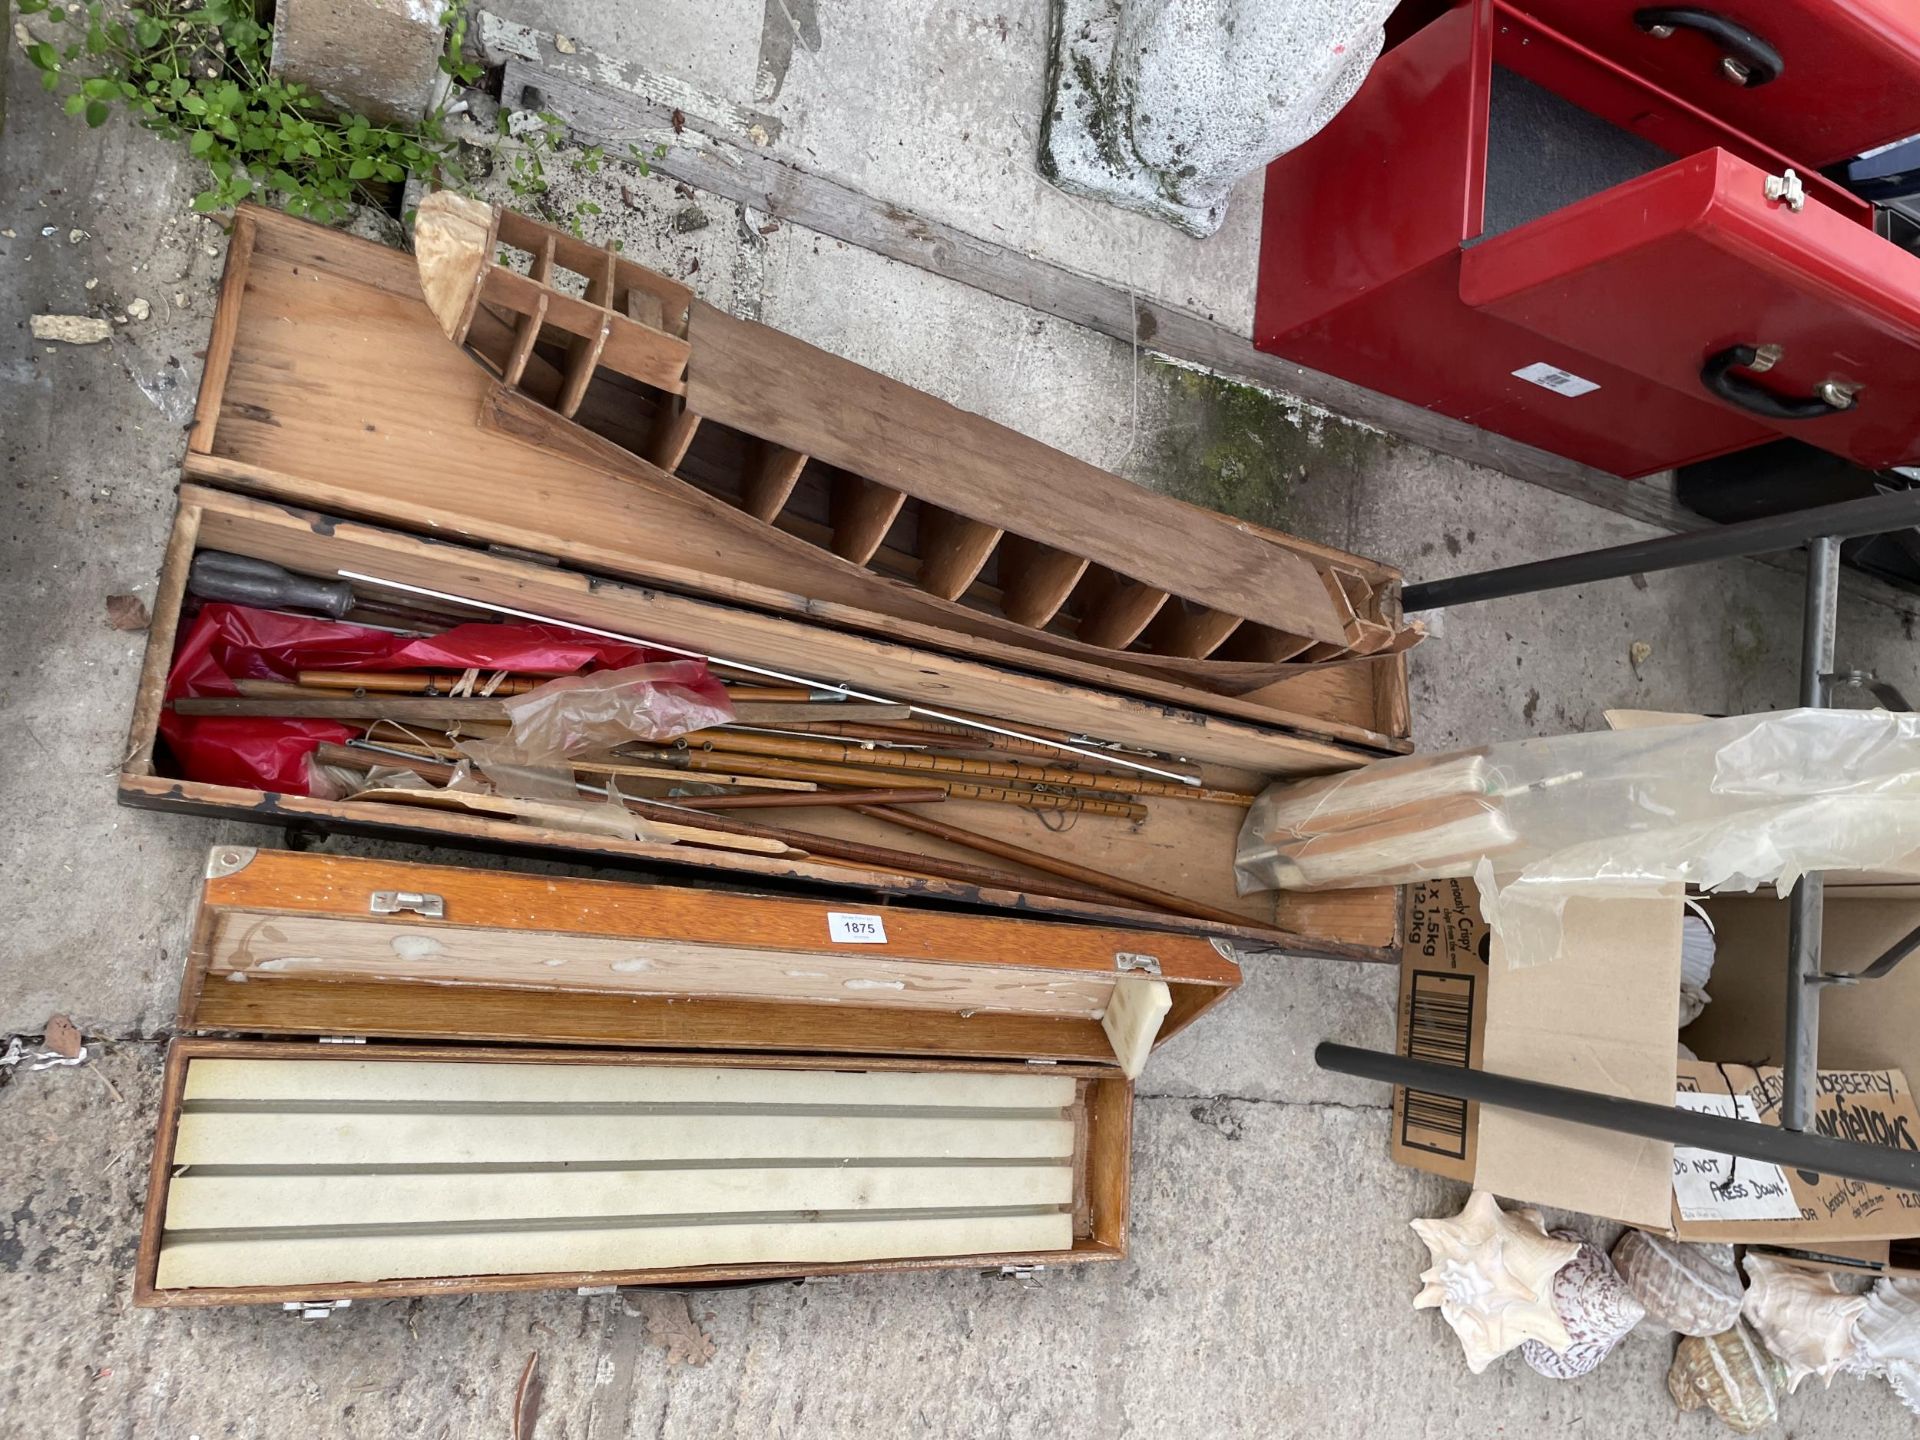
(271, 0), (445, 127)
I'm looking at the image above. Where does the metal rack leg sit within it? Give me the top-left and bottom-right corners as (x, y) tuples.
(1782, 535), (1841, 1132)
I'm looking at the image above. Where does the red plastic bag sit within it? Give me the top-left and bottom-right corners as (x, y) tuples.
(160, 604), (728, 795)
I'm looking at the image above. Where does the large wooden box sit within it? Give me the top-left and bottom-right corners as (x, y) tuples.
(135, 848), (1240, 1305)
(120, 483), (1400, 959)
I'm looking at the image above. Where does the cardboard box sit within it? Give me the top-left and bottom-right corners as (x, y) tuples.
(1389, 877), (1920, 1242)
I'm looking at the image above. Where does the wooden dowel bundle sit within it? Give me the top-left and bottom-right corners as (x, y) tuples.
(621, 745), (1149, 820)
(689, 732), (1248, 807)
(1237, 751), (1520, 888)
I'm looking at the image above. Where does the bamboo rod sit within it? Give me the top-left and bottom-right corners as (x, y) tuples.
(174, 696), (910, 727)
(853, 805), (1262, 930)
(623, 745), (1148, 820)
(689, 732), (1247, 806)
(356, 737), (819, 793)
(301, 669), (548, 695)
(669, 787), (947, 812)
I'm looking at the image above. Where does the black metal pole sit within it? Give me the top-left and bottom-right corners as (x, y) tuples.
(1401, 489), (1920, 612)
(1315, 1043), (1920, 1192)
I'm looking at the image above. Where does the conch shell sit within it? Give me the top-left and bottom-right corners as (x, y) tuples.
(1612, 1230), (1744, 1336)
(1521, 1230), (1647, 1379)
(1854, 1276), (1920, 1417)
(1411, 1191), (1581, 1374)
(1739, 1252), (1865, 1393)
(1669, 1322), (1787, 1434)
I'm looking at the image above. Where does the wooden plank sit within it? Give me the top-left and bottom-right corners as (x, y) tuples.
(741, 441), (808, 520)
(164, 1165), (1074, 1232)
(181, 1056), (1076, 1108)
(203, 914), (1119, 1017)
(828, 472), (909, 564)
(998, 536), (1089, 629)
(155, 1211), (1074, 1291)
(182, 973), (1132, 1060)
(121, 502), (201, 777)
(916, 506), (1003, 601)
(684, 299), (1350, 646)
(187, 211), (255, 455)
(502, 235), (552, 388)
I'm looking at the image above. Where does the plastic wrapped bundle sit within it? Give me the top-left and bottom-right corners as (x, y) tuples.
(1234, 709), (1920, 965)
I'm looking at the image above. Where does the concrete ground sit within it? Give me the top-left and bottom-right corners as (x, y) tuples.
(3, 2), (1917, 1435)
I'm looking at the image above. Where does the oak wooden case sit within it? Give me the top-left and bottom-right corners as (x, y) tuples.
(134, 848), (1240, 1306)
(120, 481), (1400, 959)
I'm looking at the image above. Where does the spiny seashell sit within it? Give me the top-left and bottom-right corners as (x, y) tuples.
(1520, 1230), (1648, 1379)
(1857, 1276), (1920, 1367)
(1612, 1230), (1744, 1336)
(1411, 1190), (1581, 1374)
(1855, 1277), (1920, 1417)
(1668, 1322), (1787, 1434)
(1885, 1359), (1920, 1419)
(1740, 1252), (1866, 1393)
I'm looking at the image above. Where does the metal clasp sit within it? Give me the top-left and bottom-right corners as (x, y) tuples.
(283, 1300), (352, 1320)
(369, 890), (445, 919)
(1115, 952), (1163, 976)
(1763, 169), (1806, 213)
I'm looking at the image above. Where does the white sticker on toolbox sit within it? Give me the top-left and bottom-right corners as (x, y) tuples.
(1513, 361), (1600, 397)
(828, 912), (889, 944)
(1670, 1091), (1801, 1223)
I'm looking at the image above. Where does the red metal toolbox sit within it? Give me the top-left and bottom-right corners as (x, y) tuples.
(1518, 0), (1920, 168)
(1253, 0), (1920, 478)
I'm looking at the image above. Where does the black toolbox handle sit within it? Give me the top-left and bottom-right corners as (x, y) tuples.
(1634, 8), (1783, 86)
(1700, 346), (1848, 420)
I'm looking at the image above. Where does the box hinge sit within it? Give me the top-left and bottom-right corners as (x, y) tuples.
(283, 1299), (353, 1320)
(1024, 1058), (1060, 1066)
(318, 1035), (368, 1045)
(576, 1284), (619, 1296)
(369, 890), (445, 919)
(995, 1265), (1045, 1284)
(1114, 952), (1162, 976)
(486, 542), (562, 567)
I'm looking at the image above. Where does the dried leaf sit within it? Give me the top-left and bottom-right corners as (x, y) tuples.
(43, 1014), (83, 1058)
(510, 1351), (542, 1440)
(641, 1293), (715, 1367)
(105, 593), (150, 631)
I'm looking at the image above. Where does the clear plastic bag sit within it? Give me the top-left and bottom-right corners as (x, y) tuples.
(1235, 709), (1920, 965)
(484, 661), (734, 765)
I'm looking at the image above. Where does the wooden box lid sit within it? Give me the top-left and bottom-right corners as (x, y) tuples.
(179, 848), (1241, 1072)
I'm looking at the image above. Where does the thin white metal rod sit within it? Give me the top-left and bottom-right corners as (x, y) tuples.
(335, 571), (1201, 786)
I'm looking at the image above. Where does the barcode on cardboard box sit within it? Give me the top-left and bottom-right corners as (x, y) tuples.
(1399, 970), (1475, 1159)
